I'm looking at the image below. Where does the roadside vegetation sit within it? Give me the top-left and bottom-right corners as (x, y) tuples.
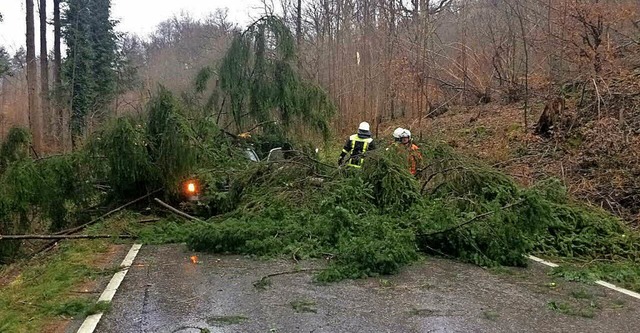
(0, 238), (114, 333)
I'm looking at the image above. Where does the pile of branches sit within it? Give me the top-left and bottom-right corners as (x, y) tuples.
(176, 141), (640, 282)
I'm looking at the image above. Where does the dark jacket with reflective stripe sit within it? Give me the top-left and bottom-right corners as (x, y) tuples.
(339, 130), (376, 167)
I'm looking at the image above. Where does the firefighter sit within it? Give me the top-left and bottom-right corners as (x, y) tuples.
(386, 127), (405, 151)
(338, 122), (377, 168)
(399, 129), (422, 176)
(392, 127), (405, 143)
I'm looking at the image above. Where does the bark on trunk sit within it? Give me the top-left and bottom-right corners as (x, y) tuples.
(54, 0), (68, 151)
(40, 0), (50, 148)
(26, 0), (42, 153)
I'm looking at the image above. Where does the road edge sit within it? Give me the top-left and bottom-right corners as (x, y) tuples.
(528, 255), (640, 300)
(76, 243), (143, 333)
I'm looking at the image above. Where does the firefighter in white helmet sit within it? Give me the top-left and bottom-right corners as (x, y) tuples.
(392, 127), (405, 142)
(338, 122), (377, 168)
(398, 129), (422, 176)
(386, 127), (405, 151)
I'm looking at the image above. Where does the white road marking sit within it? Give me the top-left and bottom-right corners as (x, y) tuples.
(595, 280), (640, 300)
(77, 243), (142, 333)
(527, 255), (559, 268)
(528, 255), (640, 301)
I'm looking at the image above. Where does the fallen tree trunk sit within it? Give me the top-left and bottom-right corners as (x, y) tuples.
(1, 234), (135, 240)
(154, 198), (204, 222)
(55, 189), (162, 235)
(29, 190), (161, 256)
(138, 217), (161, 223)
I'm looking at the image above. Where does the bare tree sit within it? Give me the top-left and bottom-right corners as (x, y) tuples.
(505, 0), (530, 130)
(572, 1), (605, 76)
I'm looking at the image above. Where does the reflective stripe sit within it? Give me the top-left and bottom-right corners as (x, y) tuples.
(346, 134), (373, 167)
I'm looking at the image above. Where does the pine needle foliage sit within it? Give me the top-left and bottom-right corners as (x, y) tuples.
(35, 154), (94, 231)
(0, 127), (31, 172)
(206, 16), (334, 140)
(146, 86), (197, 194)
(86, 85), (240, 202)
(194, 66), (214, 94)
(90, 115), (155, 198)
(0, 161), (35, 261)
(0, 83), (253, 263)
(360, 149), (421, 214)
(0, 152), (96, 260)
(61, 0), (118, 140)
(177, 139), (640, 282)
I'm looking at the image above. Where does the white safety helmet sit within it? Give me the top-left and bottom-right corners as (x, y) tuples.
(400, 129), (411, 138)
(392, 127), (404, 139)
(358, 122), (370, 132)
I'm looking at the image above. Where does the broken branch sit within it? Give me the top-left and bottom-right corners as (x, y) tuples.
(55, 189), (162, 235)
(424, 199), (525, 236)
(153, 198), (204, 222)
(1, 234), (135, 240)
(138, 217), (161, 223)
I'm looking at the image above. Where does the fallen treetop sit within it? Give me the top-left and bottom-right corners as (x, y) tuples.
(0, 234), (136, 240)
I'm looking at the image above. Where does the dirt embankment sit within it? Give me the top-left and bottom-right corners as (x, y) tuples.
(386, 101), (639, 227)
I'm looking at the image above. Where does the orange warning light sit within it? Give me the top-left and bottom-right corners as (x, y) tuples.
(184, 180), (199, 196)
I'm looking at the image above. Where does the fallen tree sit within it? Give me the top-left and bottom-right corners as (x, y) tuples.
(173, 144), (640, 282)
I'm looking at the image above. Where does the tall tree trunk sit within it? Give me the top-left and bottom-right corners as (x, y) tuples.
(26, 0), (42, 153)
(460, 3), (467, 105)
(296, 0), (302, 47)
(40, 0), (50, 148)
(54, 0), (62, 86)
(362, 0), (371, 123)
(53, 0), (68, 151)
(547, 0), (553, 91)
(296, 0), (302, 69)
(515, 2), (529, 131)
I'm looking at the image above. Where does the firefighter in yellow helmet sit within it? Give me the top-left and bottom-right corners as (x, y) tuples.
(338, 122), (377, 168)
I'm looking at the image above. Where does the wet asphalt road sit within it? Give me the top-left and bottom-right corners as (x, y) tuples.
(89, 244), (639, 333)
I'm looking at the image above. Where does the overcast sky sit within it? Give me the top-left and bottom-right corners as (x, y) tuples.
(0, 0), (266, 54)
